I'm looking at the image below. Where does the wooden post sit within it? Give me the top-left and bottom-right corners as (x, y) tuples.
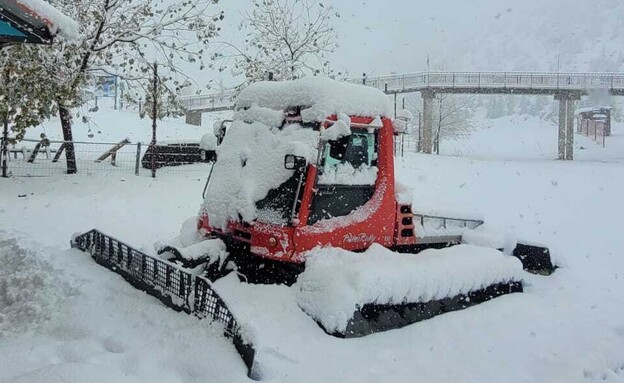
(27, 142), (42, 163)
(52, 143), (66, 163)
(95, 138), (130, 163)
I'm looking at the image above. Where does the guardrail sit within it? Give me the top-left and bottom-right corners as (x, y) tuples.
(71, 229), (258, 379)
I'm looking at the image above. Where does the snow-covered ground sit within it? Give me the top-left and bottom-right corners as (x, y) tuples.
(2, 111), (624, 382)
(440, 114), (624, 163)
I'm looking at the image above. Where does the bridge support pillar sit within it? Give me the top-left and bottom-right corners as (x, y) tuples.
(554, 91), (581, 160)
(565, 97), (577, 160)
(421, 89), (435, 154)
(557, 97), (566, 160)
(185, 111), (202, 126)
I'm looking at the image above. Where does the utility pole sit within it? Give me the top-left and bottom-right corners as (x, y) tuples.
(1, 65), (9, 178)
(150, 63), (158, 178)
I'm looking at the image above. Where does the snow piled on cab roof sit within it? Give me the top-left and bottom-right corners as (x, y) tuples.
(14, 0), (79, 41)
(236, 77), (393, 122)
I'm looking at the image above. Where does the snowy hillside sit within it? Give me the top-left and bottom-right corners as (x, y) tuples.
(2, 106), (624, 382)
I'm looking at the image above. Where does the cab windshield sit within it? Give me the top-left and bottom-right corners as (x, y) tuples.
(309, 129), (378, 225)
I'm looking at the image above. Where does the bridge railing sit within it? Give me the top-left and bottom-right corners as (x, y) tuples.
(350, 71), (624, 93)
(179, 71), (624, 112)
(179, 90), (237, 111)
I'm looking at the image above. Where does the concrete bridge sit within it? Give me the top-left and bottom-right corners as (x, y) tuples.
(181, 71), (624, 160)
(179, 89), (237, 125)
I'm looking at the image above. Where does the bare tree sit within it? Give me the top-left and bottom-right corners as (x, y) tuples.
(403, 94), (472, 154)
(432, 94), (473, 154)
(234, 0), (339, 82)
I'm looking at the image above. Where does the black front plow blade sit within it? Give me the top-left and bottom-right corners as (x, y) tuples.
(512, 243), (555, 275)
(71, 229), (259, 380)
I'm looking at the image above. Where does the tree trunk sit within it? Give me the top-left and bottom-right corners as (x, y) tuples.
(435, 131), (441, 155)
(58, 102), (77, 174)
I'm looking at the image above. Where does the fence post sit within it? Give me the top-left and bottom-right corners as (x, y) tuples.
(135, 142), (141, 176)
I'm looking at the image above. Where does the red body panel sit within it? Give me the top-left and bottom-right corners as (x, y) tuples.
(198, 115), (411, 264)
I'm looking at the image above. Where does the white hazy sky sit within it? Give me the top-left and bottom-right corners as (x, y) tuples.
(198, 0), (622, 89)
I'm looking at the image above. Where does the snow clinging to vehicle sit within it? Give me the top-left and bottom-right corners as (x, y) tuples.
(235, 77), (393, 122)
(203, 120), (319, 229)
(203, 77), (392, 229)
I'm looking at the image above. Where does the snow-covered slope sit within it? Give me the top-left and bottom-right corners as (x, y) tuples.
(2, 110), (624, 382)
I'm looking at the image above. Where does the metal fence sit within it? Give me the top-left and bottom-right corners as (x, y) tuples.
(577, 119), (606, 147)
(1, 138), (213, 177)
(71, 229), (257, 379)
(394, 134), (420, 156)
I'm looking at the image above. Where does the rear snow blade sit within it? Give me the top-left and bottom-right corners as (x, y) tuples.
(333, 281), (522, 338)
(71, 229), (259, 380)
(513, 243), (555, 275)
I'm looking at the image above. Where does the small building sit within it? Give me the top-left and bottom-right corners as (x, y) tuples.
(576, 107), (611, 136)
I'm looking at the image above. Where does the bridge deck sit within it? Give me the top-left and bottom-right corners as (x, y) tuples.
(353, 71), (624, 96)
(180, 71), (624, 113)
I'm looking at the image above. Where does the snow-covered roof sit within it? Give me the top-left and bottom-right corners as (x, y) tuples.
(235, 77), (393, 122)
(575, 106), (612, 115)
(10, 0), (79, 41)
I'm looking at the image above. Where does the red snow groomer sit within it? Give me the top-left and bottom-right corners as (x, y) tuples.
(72, 77), (553, 377)
(178, 78), (553, 278)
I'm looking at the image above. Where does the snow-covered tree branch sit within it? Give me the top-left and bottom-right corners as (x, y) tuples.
(1, 0), (224, 173)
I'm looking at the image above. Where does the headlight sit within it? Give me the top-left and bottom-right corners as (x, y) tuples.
(268, 237), (278, 247)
